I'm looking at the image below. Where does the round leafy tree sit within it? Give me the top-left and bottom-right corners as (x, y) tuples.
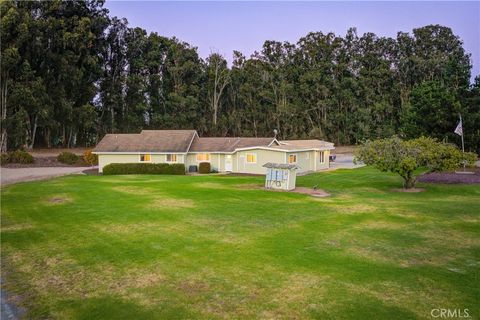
(355, 136), (477, 189)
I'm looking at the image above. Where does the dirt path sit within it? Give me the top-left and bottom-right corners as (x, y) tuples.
(30, 148), (87, 158)
(1, 167), (93, 186)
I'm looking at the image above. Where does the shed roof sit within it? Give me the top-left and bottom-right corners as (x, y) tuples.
(263, 162), (300, 169)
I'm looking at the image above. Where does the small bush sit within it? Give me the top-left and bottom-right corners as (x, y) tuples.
(103, 163), (186, 175)
(58, 151), (80, 165)
(165, 163), (186, 175)
(1, 150), (34, 164)
(12, 150), (35, 164)
(83, 150), (98, 166)
(198, 162), (211, 174)
(1, 153), (10, 165)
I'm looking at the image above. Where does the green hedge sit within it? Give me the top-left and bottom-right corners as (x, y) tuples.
(103, 163), (185, 175)
(1, 150), (34, 164)
(198, 162), (211, 174)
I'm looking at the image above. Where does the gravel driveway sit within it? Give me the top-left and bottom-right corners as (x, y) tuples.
(1, 167), (93, 186)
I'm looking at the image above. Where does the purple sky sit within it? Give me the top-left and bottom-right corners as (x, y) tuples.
(105, 1), (480, 81)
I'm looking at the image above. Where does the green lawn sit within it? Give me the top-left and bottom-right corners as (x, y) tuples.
(1, 167), (479, 319)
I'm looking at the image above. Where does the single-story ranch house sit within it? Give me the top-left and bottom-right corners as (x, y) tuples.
(93, 130), (335, 174)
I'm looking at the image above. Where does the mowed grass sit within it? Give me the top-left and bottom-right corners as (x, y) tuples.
(1, 167), (479, 319)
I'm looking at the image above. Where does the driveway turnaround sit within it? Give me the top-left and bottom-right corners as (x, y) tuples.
(329, 154), (365, 170)
(1, 278), (24, 320)
(1, 167), (93, 186)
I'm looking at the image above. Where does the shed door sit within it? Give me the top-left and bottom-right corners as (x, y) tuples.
(225, 155), (232, 172)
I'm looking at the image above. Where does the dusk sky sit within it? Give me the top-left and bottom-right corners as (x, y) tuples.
(105, 1), (480, 80)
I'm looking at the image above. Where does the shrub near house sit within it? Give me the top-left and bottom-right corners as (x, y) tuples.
(198, 162), (211, 174)
(103, 163), (185, 175)
(83, 150), (98, 166)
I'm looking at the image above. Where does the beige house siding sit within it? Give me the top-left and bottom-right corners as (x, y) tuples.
(98, 154), (137, 173)
(98, 153), (186, 173)
(236, 149), (285, 174)
(316, 150), (330, 170)
(185, 153), (225, 172)
(150, 154), (185, 164)
(286, 151), (313, 173)
(286, 150), (330, 173)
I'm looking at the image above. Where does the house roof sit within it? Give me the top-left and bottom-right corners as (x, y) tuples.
(189, 137), (275, 152)
(93, 130), (197, 153)
(93, 130), (334, 154)
(272, 139), (334, 151)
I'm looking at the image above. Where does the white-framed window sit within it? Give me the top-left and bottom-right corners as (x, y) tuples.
(319, 151), (325, 163)
(166, 154), (178, 163)
(288, 154), (297, 164)
(140, 154), (151, 162)
(246, 153), (257, 164)
(196, 153), (210, 162)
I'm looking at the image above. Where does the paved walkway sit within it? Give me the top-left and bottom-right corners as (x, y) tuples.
(1, 167), (92, 186)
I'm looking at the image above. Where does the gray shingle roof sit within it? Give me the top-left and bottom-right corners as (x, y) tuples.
(189, 137), (275, 152)
(93, 130), (334, 153)
(272, 140), (334, 150)
(93, 130), (197, 152)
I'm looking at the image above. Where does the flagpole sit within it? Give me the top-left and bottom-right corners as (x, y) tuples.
(460, 114), (465, 154)
(455, 114), (472, 174)
(459, 114), (465, 171)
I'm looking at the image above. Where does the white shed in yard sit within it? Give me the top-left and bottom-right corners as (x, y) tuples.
(263, 163), (299, 191)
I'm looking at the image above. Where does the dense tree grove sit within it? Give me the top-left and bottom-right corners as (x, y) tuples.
(1, 0), (479, 152)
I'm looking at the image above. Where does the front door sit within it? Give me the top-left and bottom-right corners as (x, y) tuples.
(225, 155), (232, 172)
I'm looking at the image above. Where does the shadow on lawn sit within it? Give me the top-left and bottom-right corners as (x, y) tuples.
(62, 296), (193, 319)
(310, 293), (419, 319)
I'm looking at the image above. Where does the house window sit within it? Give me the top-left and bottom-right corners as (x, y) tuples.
(166, 154), (178, 163)
(196, 153), (210, 162)
(246, 153), (256, 163)
(288, 154), (297, 164)
(319, 151), (325, 163)
(140, 154), (151, 162)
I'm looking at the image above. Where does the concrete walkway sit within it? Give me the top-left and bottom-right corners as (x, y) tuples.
(1, 167), (92, 186)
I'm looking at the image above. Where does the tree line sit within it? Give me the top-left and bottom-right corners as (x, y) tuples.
(1, 0), (479, 152)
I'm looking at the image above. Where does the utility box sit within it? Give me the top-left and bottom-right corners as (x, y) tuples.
(263, 163), (299, 191)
